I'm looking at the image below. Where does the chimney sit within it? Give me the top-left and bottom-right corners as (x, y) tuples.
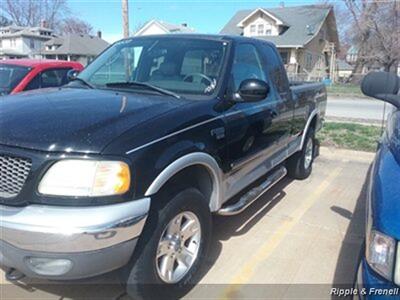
(181, 23), (187, 27)
(97, 30), (102, 38)
(40, 19), (47, 28)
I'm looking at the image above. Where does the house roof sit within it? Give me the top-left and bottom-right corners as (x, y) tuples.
(135, 20), (195, 36)
(0, 48), (27, 57)
(0, 25), (53, 40)
(336, 59), (353, 71)
(220, 5), (337, 48)
(41, 34), (109, 56)
(236, 8), (288, 27)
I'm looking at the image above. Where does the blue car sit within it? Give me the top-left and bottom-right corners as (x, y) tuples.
(355, 71), (400, 299)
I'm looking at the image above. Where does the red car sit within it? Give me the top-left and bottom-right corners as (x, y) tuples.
(0, 59), (83, 96)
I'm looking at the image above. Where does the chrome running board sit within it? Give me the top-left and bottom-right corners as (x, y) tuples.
(218, 166), (287, 216)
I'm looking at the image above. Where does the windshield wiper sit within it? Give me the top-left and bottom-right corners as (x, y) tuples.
(71, 77), (95, 89)
(105, 81), (181, 99)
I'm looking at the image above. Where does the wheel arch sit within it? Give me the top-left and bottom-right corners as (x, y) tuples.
(300, 109), (318, 149)
(145, 152), (223, 212)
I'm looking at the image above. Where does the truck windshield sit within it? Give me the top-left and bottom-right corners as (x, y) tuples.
(0, 64), (30, 96)
(78, 37), (228, 96)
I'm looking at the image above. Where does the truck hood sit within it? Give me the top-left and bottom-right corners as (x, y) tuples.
(0, 87), (186, 153)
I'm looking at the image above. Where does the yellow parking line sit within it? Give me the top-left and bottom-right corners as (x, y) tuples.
(221, 167), (343, 299)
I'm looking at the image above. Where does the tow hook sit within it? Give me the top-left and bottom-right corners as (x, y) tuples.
(5, 268), (25, 281)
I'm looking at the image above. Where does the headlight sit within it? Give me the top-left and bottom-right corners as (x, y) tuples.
(39, 160), (131, 197)
(366, 230), (395, 280)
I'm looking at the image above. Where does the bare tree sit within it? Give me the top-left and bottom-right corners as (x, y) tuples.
(60, 17), (93, 35)
(0, 0), (69, 29)
(0, 15), (12, 27)
(343, 0), (399, 73)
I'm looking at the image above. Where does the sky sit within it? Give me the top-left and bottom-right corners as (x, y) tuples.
(68, 0), (320, 43)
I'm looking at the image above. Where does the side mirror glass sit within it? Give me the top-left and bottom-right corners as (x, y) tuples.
(361, 71), (400, 108)
(67, 69), (80, 82)
(234, 79), (270, 102)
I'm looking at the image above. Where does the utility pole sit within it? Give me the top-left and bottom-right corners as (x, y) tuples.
(122, 0), (129, 38)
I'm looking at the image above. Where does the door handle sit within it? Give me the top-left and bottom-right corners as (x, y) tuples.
(210, 127), (225, 140)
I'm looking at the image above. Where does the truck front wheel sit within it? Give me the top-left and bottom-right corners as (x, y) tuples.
(287, 128), (315, 180)
(125, 188), (212, 299)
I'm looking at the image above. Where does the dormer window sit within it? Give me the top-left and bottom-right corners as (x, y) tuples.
(237, 8), (285, 37)
(257, 24), (264, 35)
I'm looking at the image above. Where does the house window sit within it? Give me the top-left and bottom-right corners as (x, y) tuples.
(30, 39), (35, 49)
(250, 25), (256, 34)
(305, 52), (313, 70)
(279, 51), (289, 64)
(257, 24), (264, 35)
(265, 29), (272, 35)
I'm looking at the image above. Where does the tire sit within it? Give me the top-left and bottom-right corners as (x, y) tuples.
(124, 188), (212, 300)
(287, 128), (315, 180)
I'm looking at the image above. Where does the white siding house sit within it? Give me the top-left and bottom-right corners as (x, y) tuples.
(0, 25), (53, 59)
(135, 20), (195, 36)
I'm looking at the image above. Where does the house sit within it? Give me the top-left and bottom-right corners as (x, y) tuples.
(220, 5), (340, 81)
(40, 33), (109, 66)
(336, 59), (353, 81)
(0, 25), (53, 60)
(135, 20), (195, 36)
(346, 45), (358, 64)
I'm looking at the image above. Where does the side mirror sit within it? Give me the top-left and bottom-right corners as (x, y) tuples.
(234, 79), (270, 102)
(67, 69), (80, 82)
(361, 71), (400, 108)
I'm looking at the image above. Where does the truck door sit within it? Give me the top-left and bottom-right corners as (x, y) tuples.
(258, 42), (296, 152)
(222, 42), (289, 199)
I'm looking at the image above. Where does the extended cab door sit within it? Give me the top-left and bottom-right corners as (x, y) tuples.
(257, 42), (296, 151)
(222, 41), (293, 200)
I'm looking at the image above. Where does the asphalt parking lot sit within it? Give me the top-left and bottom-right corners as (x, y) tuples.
(1, 147), (375, 300)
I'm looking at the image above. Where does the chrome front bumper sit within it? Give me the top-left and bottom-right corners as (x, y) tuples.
(0, 198), (150, 279)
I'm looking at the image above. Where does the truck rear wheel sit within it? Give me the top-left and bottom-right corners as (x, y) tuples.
(287, 128), (315, 180)
(124, 188), (212, 299)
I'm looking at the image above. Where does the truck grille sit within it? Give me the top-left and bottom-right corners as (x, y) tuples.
(0, 154), (32, 198)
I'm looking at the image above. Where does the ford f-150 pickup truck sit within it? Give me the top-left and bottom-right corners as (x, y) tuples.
(0, 34), (327, 298)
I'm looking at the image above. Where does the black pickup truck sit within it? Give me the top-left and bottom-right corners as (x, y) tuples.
(0, 34), (326, 298)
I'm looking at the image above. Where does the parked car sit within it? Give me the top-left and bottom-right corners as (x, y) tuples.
(355, 71), (400, 299)
(0, 59), (83, 96)
(0, 34), (327, 299)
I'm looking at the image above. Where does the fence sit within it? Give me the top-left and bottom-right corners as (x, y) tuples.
(286, 72), (367, 84)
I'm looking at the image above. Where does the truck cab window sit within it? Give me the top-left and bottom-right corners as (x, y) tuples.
(24, 74), (41, 91)
(229, 43), (266, 92)
(79, 38), (227, 96)
(41, 69), (71, 88)
(262, 45), (289, 94)
(90, 47), (143, 85)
